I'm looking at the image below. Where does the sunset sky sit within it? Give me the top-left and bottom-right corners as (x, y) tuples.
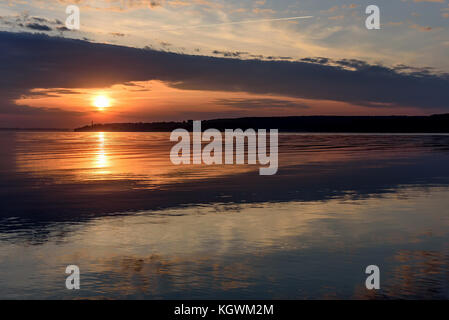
(1, 0), (448, 128)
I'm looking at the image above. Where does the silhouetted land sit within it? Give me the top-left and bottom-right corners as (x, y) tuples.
(75, 114), (449, 133)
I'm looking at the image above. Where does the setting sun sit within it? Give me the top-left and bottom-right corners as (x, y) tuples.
(93, 95), (111, 110)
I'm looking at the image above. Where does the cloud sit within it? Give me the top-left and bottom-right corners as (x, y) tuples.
(300, 57), (330, 65)
(212, 50), (248, 58)
(152, 15), (313, 32)
(409, 24), (433, 32)
(25, 88), (84, 97)
(214, 98), (310, 109)
(321, 6), (339, 14)
(0, 13), (71, 33)
(1, 31), (448, 117)
(25, 23), (52, 31)
(387, 21), (404, 27)
(413, 0), (445, 3)
(110, 32), (126, 37)
(328, 15), (344, 21)
(53, 0), (224, 11)
(55, 0), (165, 10)
(0, 102), (85, 116)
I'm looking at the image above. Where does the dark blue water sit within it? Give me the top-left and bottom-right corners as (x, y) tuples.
(1, 132), (449, 299)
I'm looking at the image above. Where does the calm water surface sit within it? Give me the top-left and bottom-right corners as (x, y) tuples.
(1, 132), (449, 299)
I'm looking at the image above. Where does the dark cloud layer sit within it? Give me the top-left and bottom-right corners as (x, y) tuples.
(215, 98), (310, 109)
(0, 14), (65, 33)
(1, 31), (448, 117)
(25, 23), (52, 31)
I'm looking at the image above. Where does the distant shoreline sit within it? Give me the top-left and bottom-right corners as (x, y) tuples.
(73, 114), (449, 133)
(4, 115), (449, 133)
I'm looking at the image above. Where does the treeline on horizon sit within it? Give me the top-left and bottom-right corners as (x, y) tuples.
(74, 114), (449, 133)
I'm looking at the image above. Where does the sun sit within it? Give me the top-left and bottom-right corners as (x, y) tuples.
(93, 95), (111, 110)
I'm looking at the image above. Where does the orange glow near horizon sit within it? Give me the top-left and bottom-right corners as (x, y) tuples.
(12, 80), (429, 128)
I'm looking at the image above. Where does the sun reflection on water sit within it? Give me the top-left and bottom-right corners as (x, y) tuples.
(95, 132), (109, 173)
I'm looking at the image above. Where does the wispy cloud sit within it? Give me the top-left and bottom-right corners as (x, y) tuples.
(153, 16), (313, 32)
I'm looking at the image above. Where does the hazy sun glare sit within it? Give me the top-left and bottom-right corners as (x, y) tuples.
(93, 95), (111, 110)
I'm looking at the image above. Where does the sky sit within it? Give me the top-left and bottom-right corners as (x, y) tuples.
(0, 0), (448, 128)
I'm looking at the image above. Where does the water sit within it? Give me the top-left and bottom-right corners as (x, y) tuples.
(1, 132), (449, 299)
